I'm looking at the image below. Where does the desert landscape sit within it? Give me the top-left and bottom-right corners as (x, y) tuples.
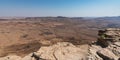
(0, 17), (120, 60)
(0, 0), (120, 60)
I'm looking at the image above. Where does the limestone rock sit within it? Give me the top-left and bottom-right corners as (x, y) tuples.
(87, 45), (103, 60)
(35, 42), (88, 60)
(114, 42), (120, 47)
(108, 42), (120, 57)
(97, 48), (119, 60)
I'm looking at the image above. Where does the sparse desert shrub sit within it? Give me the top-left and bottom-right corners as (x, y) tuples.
(100, 34), (106, 39)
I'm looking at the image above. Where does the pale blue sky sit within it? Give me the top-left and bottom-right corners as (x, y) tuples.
(0, 0), (120, 17)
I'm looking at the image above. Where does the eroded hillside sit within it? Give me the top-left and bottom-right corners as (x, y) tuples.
(0, 17), (120, 57)
(0, 28), (120, 60)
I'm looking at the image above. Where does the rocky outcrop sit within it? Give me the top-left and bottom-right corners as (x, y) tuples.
(97, 28), (120, 47)
(0, 42), (89, 60)
(97, 48), (119, 60)
(33, 42), (89, 60)
(87, 43), (120, 60)
(88, 28), (120, 60)
(87, 45), (103, 60)
(0, 28), (120, 60)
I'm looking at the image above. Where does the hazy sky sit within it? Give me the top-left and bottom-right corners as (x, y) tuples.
(0, 0), (120, 17)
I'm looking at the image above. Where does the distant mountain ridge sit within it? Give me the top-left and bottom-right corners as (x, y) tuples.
(0, 16), (120, 20)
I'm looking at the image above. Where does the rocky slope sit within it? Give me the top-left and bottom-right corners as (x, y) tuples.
(0, 28), (120, 60)
(87, 28), (120, 60)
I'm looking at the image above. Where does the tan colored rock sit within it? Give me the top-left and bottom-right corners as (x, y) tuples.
(97, 48), (119, 60)
(87, 45), (103, 60)
(114, 42), (120, 47)
(112, 47), (120, 57)
(108, 42), (120, 57)
(21, 53), (33, 60)
(35, 42), (88, 60)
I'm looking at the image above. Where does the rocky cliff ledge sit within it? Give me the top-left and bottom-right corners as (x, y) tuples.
(0, 28), (120, 60)
(87, 28), (120, 60)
